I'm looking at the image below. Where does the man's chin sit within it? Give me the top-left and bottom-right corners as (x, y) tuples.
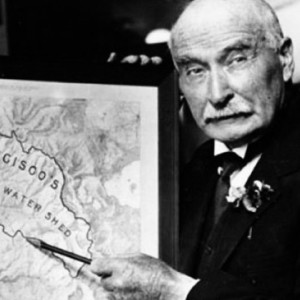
(205, 129), (256, 148)
(201, 119), (268, 147)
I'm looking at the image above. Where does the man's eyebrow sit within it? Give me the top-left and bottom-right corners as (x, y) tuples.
(174, 40), (256, 66)
(174, 56), (205, 66)
(221, 41), (254, 55)
(216, 41), (257, 62)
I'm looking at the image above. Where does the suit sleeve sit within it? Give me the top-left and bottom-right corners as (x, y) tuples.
(185, 271), (289, 300)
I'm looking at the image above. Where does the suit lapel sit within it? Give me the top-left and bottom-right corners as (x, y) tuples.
(210, 156), (281, 269)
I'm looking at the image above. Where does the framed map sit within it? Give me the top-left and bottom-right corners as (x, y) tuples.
(0, 58), (179, 300)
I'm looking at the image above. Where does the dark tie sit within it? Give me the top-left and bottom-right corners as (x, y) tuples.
(213, 152), (244, 225)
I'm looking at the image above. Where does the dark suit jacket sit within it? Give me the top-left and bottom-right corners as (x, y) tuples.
(180, 84), (300, 299)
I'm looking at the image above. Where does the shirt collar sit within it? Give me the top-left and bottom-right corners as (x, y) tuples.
(214, 140), (248, 159)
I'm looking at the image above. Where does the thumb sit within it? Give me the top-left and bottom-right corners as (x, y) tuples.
(89, 257), (113, 278)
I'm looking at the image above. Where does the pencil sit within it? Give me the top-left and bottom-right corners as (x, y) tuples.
(26, 237), (92, 265)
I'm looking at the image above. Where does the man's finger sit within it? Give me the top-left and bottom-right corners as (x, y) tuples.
(100, 275), (126, 292)
(90, 258), (114, 277)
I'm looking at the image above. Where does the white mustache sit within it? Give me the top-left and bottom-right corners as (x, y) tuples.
(204, 103), (252, 123)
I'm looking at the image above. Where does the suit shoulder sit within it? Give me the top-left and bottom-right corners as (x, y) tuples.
(181, 140), (214, 186)
(186, 139), (214, 167)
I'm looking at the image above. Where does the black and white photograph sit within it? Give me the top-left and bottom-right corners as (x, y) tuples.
(0, 0), (300, 299)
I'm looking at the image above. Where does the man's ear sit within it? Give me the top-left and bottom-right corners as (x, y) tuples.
(279, 37), (294, 82)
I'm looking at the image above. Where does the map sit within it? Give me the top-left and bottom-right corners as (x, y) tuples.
(0, 79), (159, 299)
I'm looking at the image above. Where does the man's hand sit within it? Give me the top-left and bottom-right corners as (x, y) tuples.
(90, 253), (198, 300)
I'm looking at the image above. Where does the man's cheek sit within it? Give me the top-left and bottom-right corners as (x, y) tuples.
(186, 97), (205, 118)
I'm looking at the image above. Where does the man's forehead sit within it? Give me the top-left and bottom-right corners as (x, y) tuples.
(172, 31), (260, 62)
(171, 5), (263, 47)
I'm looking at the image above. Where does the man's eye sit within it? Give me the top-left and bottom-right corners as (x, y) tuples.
(186, 67), (204, 77)
(230, 56), (247, 65)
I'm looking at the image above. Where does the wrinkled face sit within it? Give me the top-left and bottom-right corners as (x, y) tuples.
(172, 11), (290, 147)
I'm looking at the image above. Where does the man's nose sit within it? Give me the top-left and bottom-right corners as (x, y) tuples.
(206, 68), (233, 107)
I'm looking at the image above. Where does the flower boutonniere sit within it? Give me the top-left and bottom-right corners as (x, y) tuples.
(226, 180), (274, 213)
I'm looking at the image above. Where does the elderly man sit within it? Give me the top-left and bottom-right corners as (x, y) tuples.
(90, 0), (300, 298)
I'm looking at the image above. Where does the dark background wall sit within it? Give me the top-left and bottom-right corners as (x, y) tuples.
(5, 0), (186, 60)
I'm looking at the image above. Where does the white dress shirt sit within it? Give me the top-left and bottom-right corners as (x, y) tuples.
(214, 140), (262, 188)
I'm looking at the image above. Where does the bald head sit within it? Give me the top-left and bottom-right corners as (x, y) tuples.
(170, 0), (284, 54)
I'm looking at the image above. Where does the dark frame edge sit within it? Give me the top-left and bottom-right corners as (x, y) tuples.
(158, 70), (179, 269)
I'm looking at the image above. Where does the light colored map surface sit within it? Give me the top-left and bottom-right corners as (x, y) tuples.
(0, 79), (158, 299)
